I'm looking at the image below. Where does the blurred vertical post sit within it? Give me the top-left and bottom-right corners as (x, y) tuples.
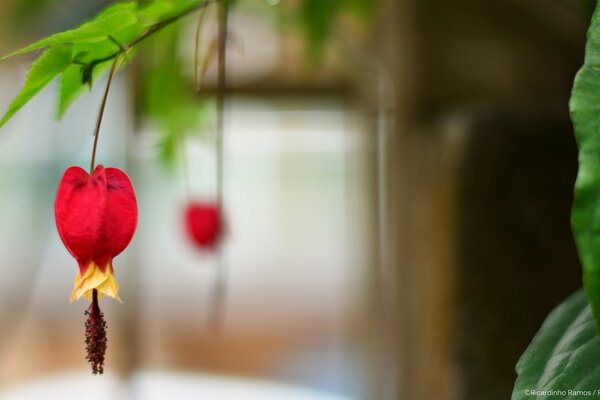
(376, 1), (460, 398)
(373, 1), (459, 399)
(372, 1), (588, 399)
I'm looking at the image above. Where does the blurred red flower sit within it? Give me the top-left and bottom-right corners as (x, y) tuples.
(185, 201), (222, 250)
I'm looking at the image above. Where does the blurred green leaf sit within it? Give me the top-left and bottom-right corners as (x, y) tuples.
(348, 0), (375, 21)
(157, 126), (179, 168)
(300, 0), (342, 62)
(512, 290), (600, 399)
(142, 23), (210, 170)
(0, 45), (72, 128)
(570, 2), (600, 334)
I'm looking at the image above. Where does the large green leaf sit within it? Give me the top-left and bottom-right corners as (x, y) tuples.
(3, 3), (140, 58)
(58, 47), (137, 119)
(57, 59), (114, 119)
(0, 45), (72, 128)
(512, 290), (600, 399)
(570, 3), (600, 334)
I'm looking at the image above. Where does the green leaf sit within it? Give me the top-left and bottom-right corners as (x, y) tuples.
(570, 2), (600, 334)
(141, 22), (210, 170)
(58, 64), (85, 118)
(300, 0), (343, 62)
(57, 47), (137, 119)
(57, 59), (112, 119)
(0, 45), (72, 128)
(348, 0), (376, 22)
(156, 129), (179, 169)
(138, 0), (202, 27)
(512, 290), (600, 399)
(3, 3), (139, 59)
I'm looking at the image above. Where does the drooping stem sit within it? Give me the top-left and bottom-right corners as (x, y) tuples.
(90, 56), (122, 174)
(85, 289), (107, 374)
(216, 1), (227, 209)
(194, 5), (209, 92)
(209, 0), (229, 333)
(177, 131), (192, 201)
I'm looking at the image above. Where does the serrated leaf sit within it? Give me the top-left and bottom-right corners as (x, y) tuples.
(3, 3), (140, 59)
(57, 61), (110, 119)
(570, 2), (600, 334)
(0, 45), (72, 128)
(512, 290), (600, 399)
(57, 48), (137, 119)
(59, 65), (86, 116)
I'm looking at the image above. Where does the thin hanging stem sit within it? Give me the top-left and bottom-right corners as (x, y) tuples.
(209, 0), (229, 334)
(215, 2), (227, 208)
(177, 132), (192, 201)
(194, 5), (208, 92)
(90, 56), (123, 174)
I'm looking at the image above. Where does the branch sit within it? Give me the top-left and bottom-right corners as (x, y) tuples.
(90, 0), (215, 69)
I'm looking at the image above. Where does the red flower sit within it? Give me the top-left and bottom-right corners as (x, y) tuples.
(185, 202), (222, 250)
(55, 165), (138, 302)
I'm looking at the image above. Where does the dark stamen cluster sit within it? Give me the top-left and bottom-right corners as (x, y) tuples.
(84, 289), (107, 374)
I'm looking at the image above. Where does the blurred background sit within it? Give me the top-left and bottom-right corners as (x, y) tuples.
(0, 1), (593, 399)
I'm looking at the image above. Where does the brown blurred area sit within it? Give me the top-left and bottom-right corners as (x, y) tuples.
(0, 1), (593, 400)
(374, 1), (588, 399)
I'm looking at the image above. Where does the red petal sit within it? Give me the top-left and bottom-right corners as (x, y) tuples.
(55, 165), (138, 270)
(185, 202), (221, 249)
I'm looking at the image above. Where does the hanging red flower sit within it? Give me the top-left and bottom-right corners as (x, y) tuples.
(55, 164), (137, 374)
(55, 164), (138, 301)
(185, 201), (222, 250)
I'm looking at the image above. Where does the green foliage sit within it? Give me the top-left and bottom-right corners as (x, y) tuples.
(57, 60), (113, 119)
(512, 290), (600, 399)
(300, 0), (343, 62)
(512, 3), (600, 396)
(3, 3), (141, 58)
(0, 45), (72, 128)
(570, 3), (600, 334)
(0, 0), (208, 128)
(299, 0), (375, 62)
(348, 0), (376, 21)
(142, 23), (211, 170)
(138, 0), (201, 25)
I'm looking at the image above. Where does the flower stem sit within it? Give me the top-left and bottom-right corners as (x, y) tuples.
(194, 5), (209, 92)
(216, 0), (227, 216)
(89, 1), (215, 175)
(210, 0), (229, 334)
(89, 56), (122, 174)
